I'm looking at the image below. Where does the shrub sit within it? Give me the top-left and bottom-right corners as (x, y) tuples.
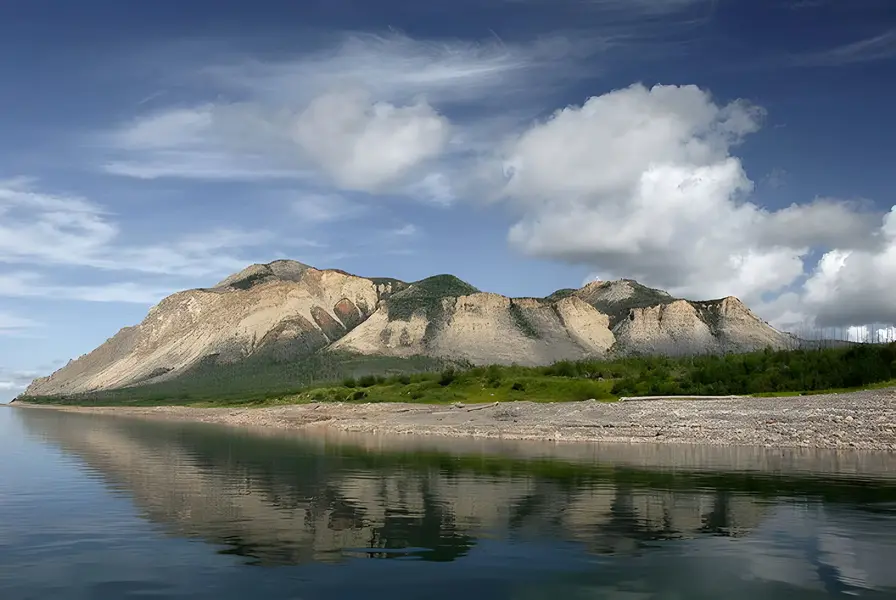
(342, 377), (357, 388)
(438, 368), (456, 386)
(511, 381), (526, 391)
(358, 375), (377, 388)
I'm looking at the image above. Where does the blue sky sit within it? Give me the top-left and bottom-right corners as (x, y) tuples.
(1, 0), (895, 398)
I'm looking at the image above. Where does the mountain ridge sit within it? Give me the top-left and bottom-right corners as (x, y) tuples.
(22, 260), (794, 397)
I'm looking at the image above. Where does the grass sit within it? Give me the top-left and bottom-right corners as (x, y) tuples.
(18, 344), (896, 408)
(182, 368), (616, 408)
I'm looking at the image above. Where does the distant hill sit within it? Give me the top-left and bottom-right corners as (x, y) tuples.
(22, 260), (796, 398)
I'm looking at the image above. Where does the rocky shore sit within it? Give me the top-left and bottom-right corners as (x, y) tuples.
(16, 387), (896, 450)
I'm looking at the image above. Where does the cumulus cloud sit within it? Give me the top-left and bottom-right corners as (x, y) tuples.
(83, 29), (896, 329)
(292, 88), (450, 191)
(104, 89), (450, 193)
(801, 208), (896, 326)
(495, 83), (789, 302)
(484, 82), (896, 330)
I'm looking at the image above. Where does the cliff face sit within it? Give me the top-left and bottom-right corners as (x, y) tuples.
(24, 264), (392, 396)
(23, 261), (793, 397)
(332, 293), (615, 366)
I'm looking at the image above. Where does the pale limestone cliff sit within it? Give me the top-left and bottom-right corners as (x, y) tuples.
(611, 296), (793, 356)
(25, 264), (383, 396)
(332, 292), (615, 366)
(23, 261), (794, 396)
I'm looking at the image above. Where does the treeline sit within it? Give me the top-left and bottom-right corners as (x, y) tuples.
(20, 344), (896, 407)
(542, 343), (896, 396)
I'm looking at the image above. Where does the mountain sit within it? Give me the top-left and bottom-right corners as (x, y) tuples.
(22, 260), (794, 398)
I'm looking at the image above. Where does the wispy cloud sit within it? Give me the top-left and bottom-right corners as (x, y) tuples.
(199, 32), (596, 107)
(293, 193), (366, 223)
(0, 363), (63, 395)
(0, 272), (176, 304)
(101, 104), (308, 181)
(761, 167), (788, 189)
(389, 224), (419, 237)
(94, 32), (604, 189)
(0, 178), (286, 278)
(0, 310), (43, 336)
(790, 29), (896, 67)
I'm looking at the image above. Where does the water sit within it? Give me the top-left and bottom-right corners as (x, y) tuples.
(1, 407), (895, 599)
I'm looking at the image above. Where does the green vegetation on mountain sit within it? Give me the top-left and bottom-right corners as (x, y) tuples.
(508, 302), (540, 338)
(18, 343), (896, 408)
(385, 274), (480, 322)
(543, 288), (577, 302)
(578, 279), (677, 326)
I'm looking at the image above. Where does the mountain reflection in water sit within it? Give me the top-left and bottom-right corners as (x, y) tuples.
(9, 408), (896, 598)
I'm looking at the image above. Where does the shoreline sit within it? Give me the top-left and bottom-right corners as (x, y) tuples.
(15, 387), (896, 451)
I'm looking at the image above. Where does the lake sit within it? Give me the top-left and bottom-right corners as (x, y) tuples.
(1, 407), (895, 599)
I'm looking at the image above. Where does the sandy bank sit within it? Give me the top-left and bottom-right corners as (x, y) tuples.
(16, 387), (896, 450)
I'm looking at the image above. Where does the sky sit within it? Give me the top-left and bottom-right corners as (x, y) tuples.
(1, 0), (895, 399)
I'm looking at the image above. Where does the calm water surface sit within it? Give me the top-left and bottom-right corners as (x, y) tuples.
(2, 406), (896, 599)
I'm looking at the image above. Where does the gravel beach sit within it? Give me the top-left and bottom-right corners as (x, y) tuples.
(15, 387), (896, 450)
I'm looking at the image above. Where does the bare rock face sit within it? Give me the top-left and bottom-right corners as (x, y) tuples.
(22, 262), (794, 397)
(24, 262), (381, 396)
(613, 300), (717, 356)
(336, 292), (614, 366)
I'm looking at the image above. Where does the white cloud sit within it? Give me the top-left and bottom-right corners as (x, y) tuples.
(0, 272), (175, 304)
(78, 30), (896, 330)
(292, 88), (450, 191)
(102, 103), (306, 181)
(97, 32), (599, 191)
(484, 82), (892, 323)
(390, 224), (419, 237)
(799, 208), (896, 326)
(292, 193), (365, 223)
(0, 179), (279, 278)
(493, 83), (812, 303)
(103, 89), (451, 192)
(758, 198), (882, 250)
(790, 29), (896, 67)
(201, 32), (588, 108)
(0, 365), (57, 397)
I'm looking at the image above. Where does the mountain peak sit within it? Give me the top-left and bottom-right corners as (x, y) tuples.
(214, 260), (312, 290)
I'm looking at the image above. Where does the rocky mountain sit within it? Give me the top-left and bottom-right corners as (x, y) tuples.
(22, 260), (794, 397)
